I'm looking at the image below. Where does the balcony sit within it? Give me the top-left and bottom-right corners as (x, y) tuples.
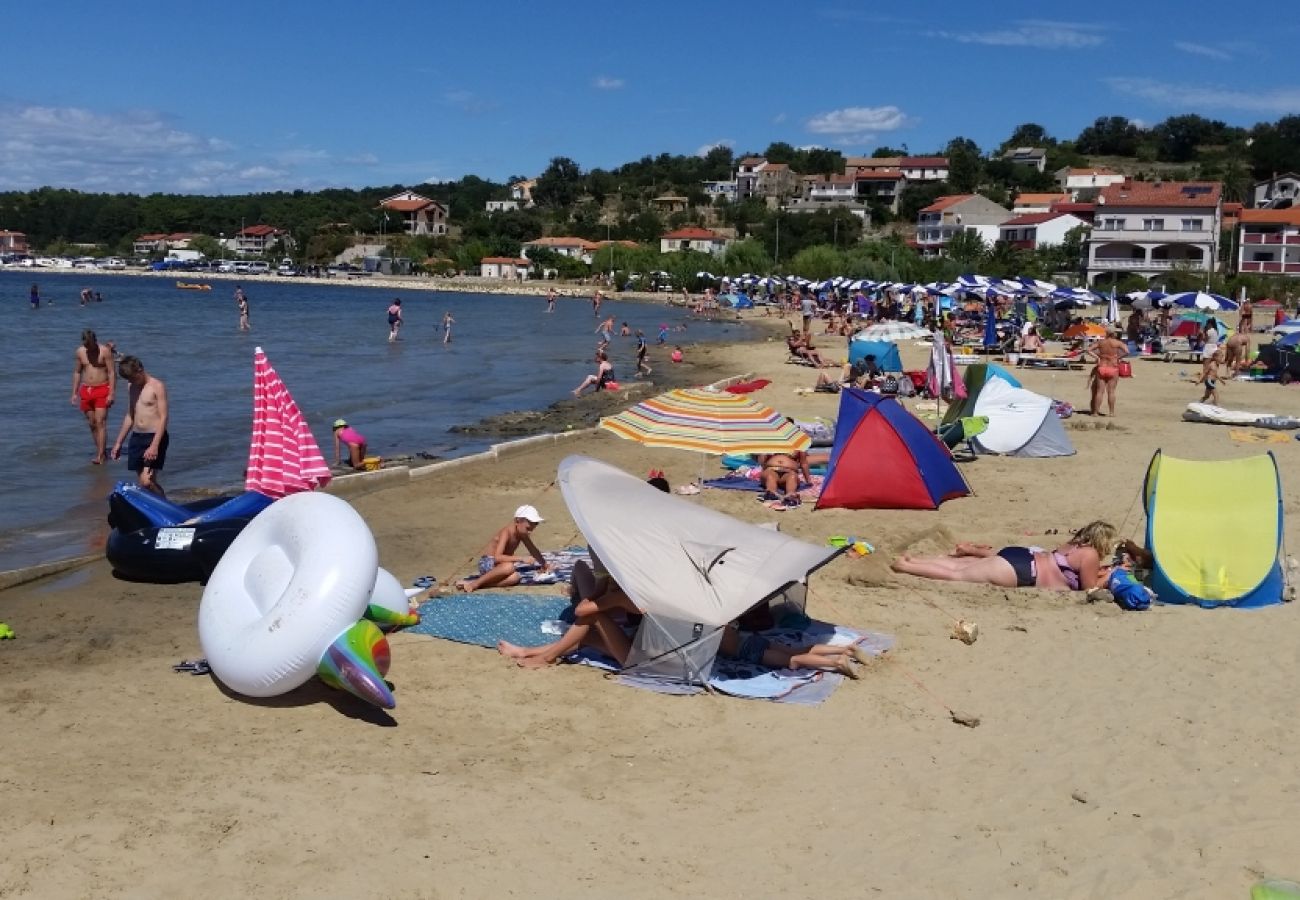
(1242, 232), (1300, 245)
(1091, 227), (1211, 240)
(1240, 261), (1300, 275)
(1090, 257), (1211, 271)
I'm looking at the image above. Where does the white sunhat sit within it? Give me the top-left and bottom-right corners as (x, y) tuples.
(514, 504), (545, 524)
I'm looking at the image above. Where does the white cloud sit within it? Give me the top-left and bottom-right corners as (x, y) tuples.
(932, 19), (1105, 49)
(806, 105), (912, 137)
(593, 75), (624, 90)
(1107, 77), (1300, 115)
(772, 112), (787, 124)
(441, 89), (498, 114)
(695, 139), (734, 156)
(1173, 40), (1232, 61)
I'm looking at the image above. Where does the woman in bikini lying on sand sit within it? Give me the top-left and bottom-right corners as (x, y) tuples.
(891, 520), (1116, 592)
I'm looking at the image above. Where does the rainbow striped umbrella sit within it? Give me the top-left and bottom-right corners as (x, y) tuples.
(600, 388), (810, 456)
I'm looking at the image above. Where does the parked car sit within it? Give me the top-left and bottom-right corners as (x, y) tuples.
(103, 257), (127, 270)
(276, 258), (298, 276)
(247, 261), (271, 275)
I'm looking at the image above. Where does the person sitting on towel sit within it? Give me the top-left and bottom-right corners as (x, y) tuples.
(890, 521), (1115, 591)
(756, 450), (812, 506)
(455, 505), (551, 592)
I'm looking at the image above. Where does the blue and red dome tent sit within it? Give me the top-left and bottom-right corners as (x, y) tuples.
(816, 390), (971, 511)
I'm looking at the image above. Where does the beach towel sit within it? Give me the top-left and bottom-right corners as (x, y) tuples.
(724, 379), (771, 394)
(409, 594), (893, 704)
(704, 467), (824, 502)
(513, 546), (591, 585)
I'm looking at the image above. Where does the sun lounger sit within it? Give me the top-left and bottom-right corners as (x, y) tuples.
(1014, 354), (1085, 371)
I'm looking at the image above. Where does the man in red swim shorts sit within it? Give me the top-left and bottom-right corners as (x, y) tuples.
(71, 329), (116, 464)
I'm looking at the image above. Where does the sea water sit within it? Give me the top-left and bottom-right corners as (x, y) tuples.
(0, 271), (750, 570)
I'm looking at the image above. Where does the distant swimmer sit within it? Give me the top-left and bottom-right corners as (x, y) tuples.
(387, 298), (403, 342)
(546, 288), (556, 313)
(29, 284), (39, 310)
(71, 329), (116, 465)
(619, 321), (631, 337)
(80, 288), (91, 307)
(111, 356), (170, 497)
(442, 310), (455, 344)
(235, 285), (250, 331)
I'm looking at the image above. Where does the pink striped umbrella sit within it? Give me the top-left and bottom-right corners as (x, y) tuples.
(245, 346), (332, 497)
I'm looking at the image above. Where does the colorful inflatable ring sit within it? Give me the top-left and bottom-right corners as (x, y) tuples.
(198, 492), (393, 706)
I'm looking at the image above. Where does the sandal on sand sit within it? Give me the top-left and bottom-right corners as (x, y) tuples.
(675, 483), (701, 496)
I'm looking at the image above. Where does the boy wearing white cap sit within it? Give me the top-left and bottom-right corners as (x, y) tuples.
(455, 505), (550, 592)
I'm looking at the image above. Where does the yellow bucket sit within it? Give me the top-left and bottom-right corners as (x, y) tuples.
(362, 456), (382, 471)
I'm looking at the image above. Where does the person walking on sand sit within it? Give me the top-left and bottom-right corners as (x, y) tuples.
(442, 310), (455, 344)
(387, 298), (403, 342)
(546, 288), (556, 313)
(71, 329), (116, 465)
(1194, 347), (1224, 405)
(111, 356), (169, 497)
(455, 506), (550, 592)
(1084, 326), (1128, 417)
(235, 285), (250, 331)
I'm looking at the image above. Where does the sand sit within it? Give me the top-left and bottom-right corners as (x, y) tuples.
(2, 322), (1299, 898)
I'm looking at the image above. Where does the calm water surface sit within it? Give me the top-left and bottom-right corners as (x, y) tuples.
(0, 272), (751, 570)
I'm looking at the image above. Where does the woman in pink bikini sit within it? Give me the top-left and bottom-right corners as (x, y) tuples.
(891, 520), (1116, 592)
(1085, 327), (1129, 417)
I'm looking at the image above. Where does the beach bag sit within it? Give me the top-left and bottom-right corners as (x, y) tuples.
(880, 374), (900, 395)
(1118, 360), (1133, 378)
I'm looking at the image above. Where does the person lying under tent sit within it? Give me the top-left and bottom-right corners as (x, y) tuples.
(891, 520), (1116, 591)
(497, 559), (867, 678)
(455, 505), (550, 592)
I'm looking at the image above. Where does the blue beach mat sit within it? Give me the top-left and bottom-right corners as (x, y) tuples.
(409, 592), (894, 705)
(703, 474), (812, 493)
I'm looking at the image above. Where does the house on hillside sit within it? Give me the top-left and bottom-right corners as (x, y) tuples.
(651, 195), (690, 215)
(1252, 173), (1300, 209)
(735, 157), (798, 200)
(485, 200), (520, 213)
(133, 233), (169, 255)
(380, 191), (448, 237)
(900, 156), (950, 182)
(853, 169), (906, 214)
(998, 212), (1090, 251)
(914, 194), (1012, 257)
(1002, 147), (1048, 173)
(1237, 207), (1300, 278)
(1083, 180), (1222, 285)
(660, 226), (730, 255)
(521, 236), (600, 264)
(701, 179), (737, 203)
(843, 156), (903, 177)
(510, 179), (537, 207)
(235, 225), (293, 256)
(1012, 192), (1070, 214)
(1056, 167), (1126, 202)
(0, 230), (29, 255)
(480, 256), (531, 279)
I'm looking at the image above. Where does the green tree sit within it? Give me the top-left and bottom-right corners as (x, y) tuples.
(788, 244), (843, 280)
(1075, 116), (1142, 157)
(721, 238), (773, 276)
(533, 157), (585, 208)
(944, 137), (982, 193)
(944, 229), (986, 269)
(998, 122), (1055, 154)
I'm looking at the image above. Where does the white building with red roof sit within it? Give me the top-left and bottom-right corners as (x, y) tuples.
(659, 226), (731, 255)
(914, 194), (1011, 257)
(1237, 207), (1300, 278)
(998, 212), (1090, 250)
(0, 229), (29, 255)
(234, 224), (293, 256)
(479, 256), (531, 279)
(1056, 166), (1127, 202)
(380, 191), (448, 237)
(1084, 180), (1222, 285)
(900, 156), (950, 182)
(521, 236), (601, 264)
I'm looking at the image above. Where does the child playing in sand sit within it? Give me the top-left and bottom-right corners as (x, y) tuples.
(671, 346), (683, 363)
(332, 418), (368, 469)
(1194, 347), (1223, 404)
(456, 505), (550, 592)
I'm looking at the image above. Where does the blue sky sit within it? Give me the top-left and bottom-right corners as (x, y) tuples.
(1, 0), (1295, 195)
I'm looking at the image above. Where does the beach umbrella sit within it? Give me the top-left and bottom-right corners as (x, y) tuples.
(1128, 291), (1170, 310)
(599, 388), (810, 456)
(982, 302), (1000, 349)
(1168, 291), (1238, 311)
(853, 321), (932, 342)
(246, 346), (332, 498)
(1106, 289), (1120, 324)
(1018, 276), (1059, 296)
(1063, 322), (1107, 339)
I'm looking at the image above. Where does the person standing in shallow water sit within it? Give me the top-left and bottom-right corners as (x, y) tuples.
(442, 310), (455, 344)
(111, 356), (170, 497)
(235, 285), (250, 331)
(29, 284), (40, 309)
(71, 329), (116, 465)
(387, 298), (403, 342)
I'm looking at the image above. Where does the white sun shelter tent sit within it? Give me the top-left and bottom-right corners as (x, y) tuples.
(558, 456), (841, 684)
(971, 378), (1076, 457)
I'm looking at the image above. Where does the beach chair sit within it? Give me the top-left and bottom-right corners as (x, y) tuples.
(939, 416), (990, 462)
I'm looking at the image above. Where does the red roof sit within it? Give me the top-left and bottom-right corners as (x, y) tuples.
(1240, 208), (1300, 227)
(239, 225), (282, 237)
(383, 198), (439, 212)
(662, 227), (724, 240)
(919, 195), (974, 213)
(481, 257), (530, 265)
(1098, 180), (1221, 208)
(902, 156), (949, 168)
(525, 236), (599, 250)
(1013, 193), (1069, 205)
(136, 233), (168, 241)
(854, 169), (904, 181)
(1001, 212), (1080, 227)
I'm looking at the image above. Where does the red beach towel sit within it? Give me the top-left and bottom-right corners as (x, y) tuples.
(724, 379), (772, 394)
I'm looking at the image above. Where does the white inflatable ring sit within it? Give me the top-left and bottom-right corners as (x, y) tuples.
(198, 492), (378, 698)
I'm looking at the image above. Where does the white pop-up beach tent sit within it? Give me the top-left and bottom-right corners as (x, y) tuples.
(971, 378), (1076, 458)
(557, 455), (841, 684)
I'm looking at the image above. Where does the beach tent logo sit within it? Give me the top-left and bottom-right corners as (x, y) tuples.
(815, 390), (969, 511)
(1143, 451), (1286, 608)
(558, 455), (841, 685)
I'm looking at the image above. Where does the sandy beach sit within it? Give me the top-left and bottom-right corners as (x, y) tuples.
(2, 325), (1299, 898)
